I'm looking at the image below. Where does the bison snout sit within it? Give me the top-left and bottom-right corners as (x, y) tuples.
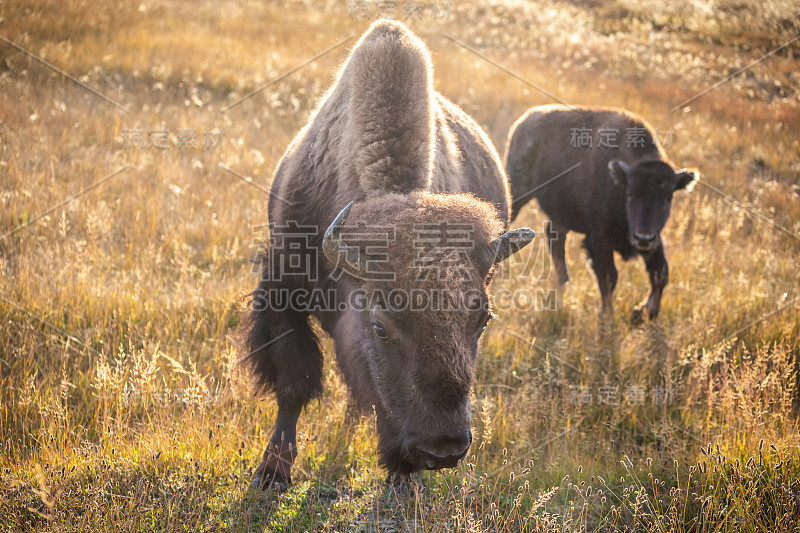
(632, 231), (657, 250)
(409, 428), (472, 470)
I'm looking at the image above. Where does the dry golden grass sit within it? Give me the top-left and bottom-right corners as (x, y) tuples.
(1, 0), (799, 531)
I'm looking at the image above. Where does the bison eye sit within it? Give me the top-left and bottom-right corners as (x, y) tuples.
(372, 321), (389, 340)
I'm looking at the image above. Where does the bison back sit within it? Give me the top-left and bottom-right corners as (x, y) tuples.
(505, 105), (660, 232)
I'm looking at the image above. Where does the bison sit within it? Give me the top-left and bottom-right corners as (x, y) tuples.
(239, 20), (534, 490)
(505, 105), (697, 324)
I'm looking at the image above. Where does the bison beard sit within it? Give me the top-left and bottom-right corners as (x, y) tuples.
(237, 20), (534, 491)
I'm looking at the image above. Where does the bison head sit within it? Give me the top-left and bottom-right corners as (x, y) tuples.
(609, 160), (696, 252)
(322, 192), (533, 475)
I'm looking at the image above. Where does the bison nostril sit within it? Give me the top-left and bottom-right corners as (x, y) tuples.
(634, 232), (656, 243)
(411, 427), (473, 470)
(431, 429), (472, 459)
(448, 428), (472, 453)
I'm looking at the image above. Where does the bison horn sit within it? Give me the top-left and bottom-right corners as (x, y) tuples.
(322, 202), (369, 279)
(490, 228), (535, 264)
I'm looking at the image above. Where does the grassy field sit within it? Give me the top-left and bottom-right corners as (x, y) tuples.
(1, 0), (799, 530)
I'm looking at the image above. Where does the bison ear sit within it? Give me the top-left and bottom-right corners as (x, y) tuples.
(674, 168), (698, 191)
(489, 228), (535, 265)
(608, 160), (631, 186)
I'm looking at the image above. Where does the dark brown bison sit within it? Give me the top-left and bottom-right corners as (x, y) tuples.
(239, 20), (534, 489)
(505, 105), (697, 324)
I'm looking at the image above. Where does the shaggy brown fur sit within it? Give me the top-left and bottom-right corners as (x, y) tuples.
(505, 105), (696, 323)
(267, 20), (510, 228)
(240, 20), (529, 489)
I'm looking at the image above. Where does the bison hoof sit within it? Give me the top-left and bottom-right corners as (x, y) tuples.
(251, 466), (290, 492)
(631, 306), (650, 326)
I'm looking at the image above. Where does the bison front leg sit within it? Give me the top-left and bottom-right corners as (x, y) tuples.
(253, 412), (299, 491)
(243, 303), (323, 491)
(632, 246), (668, 325)
(586, 239), (618, 317)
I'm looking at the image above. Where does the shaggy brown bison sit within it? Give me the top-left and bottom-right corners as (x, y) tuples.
(239, 20), (534, 490)
(505, 105), (697, 324)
